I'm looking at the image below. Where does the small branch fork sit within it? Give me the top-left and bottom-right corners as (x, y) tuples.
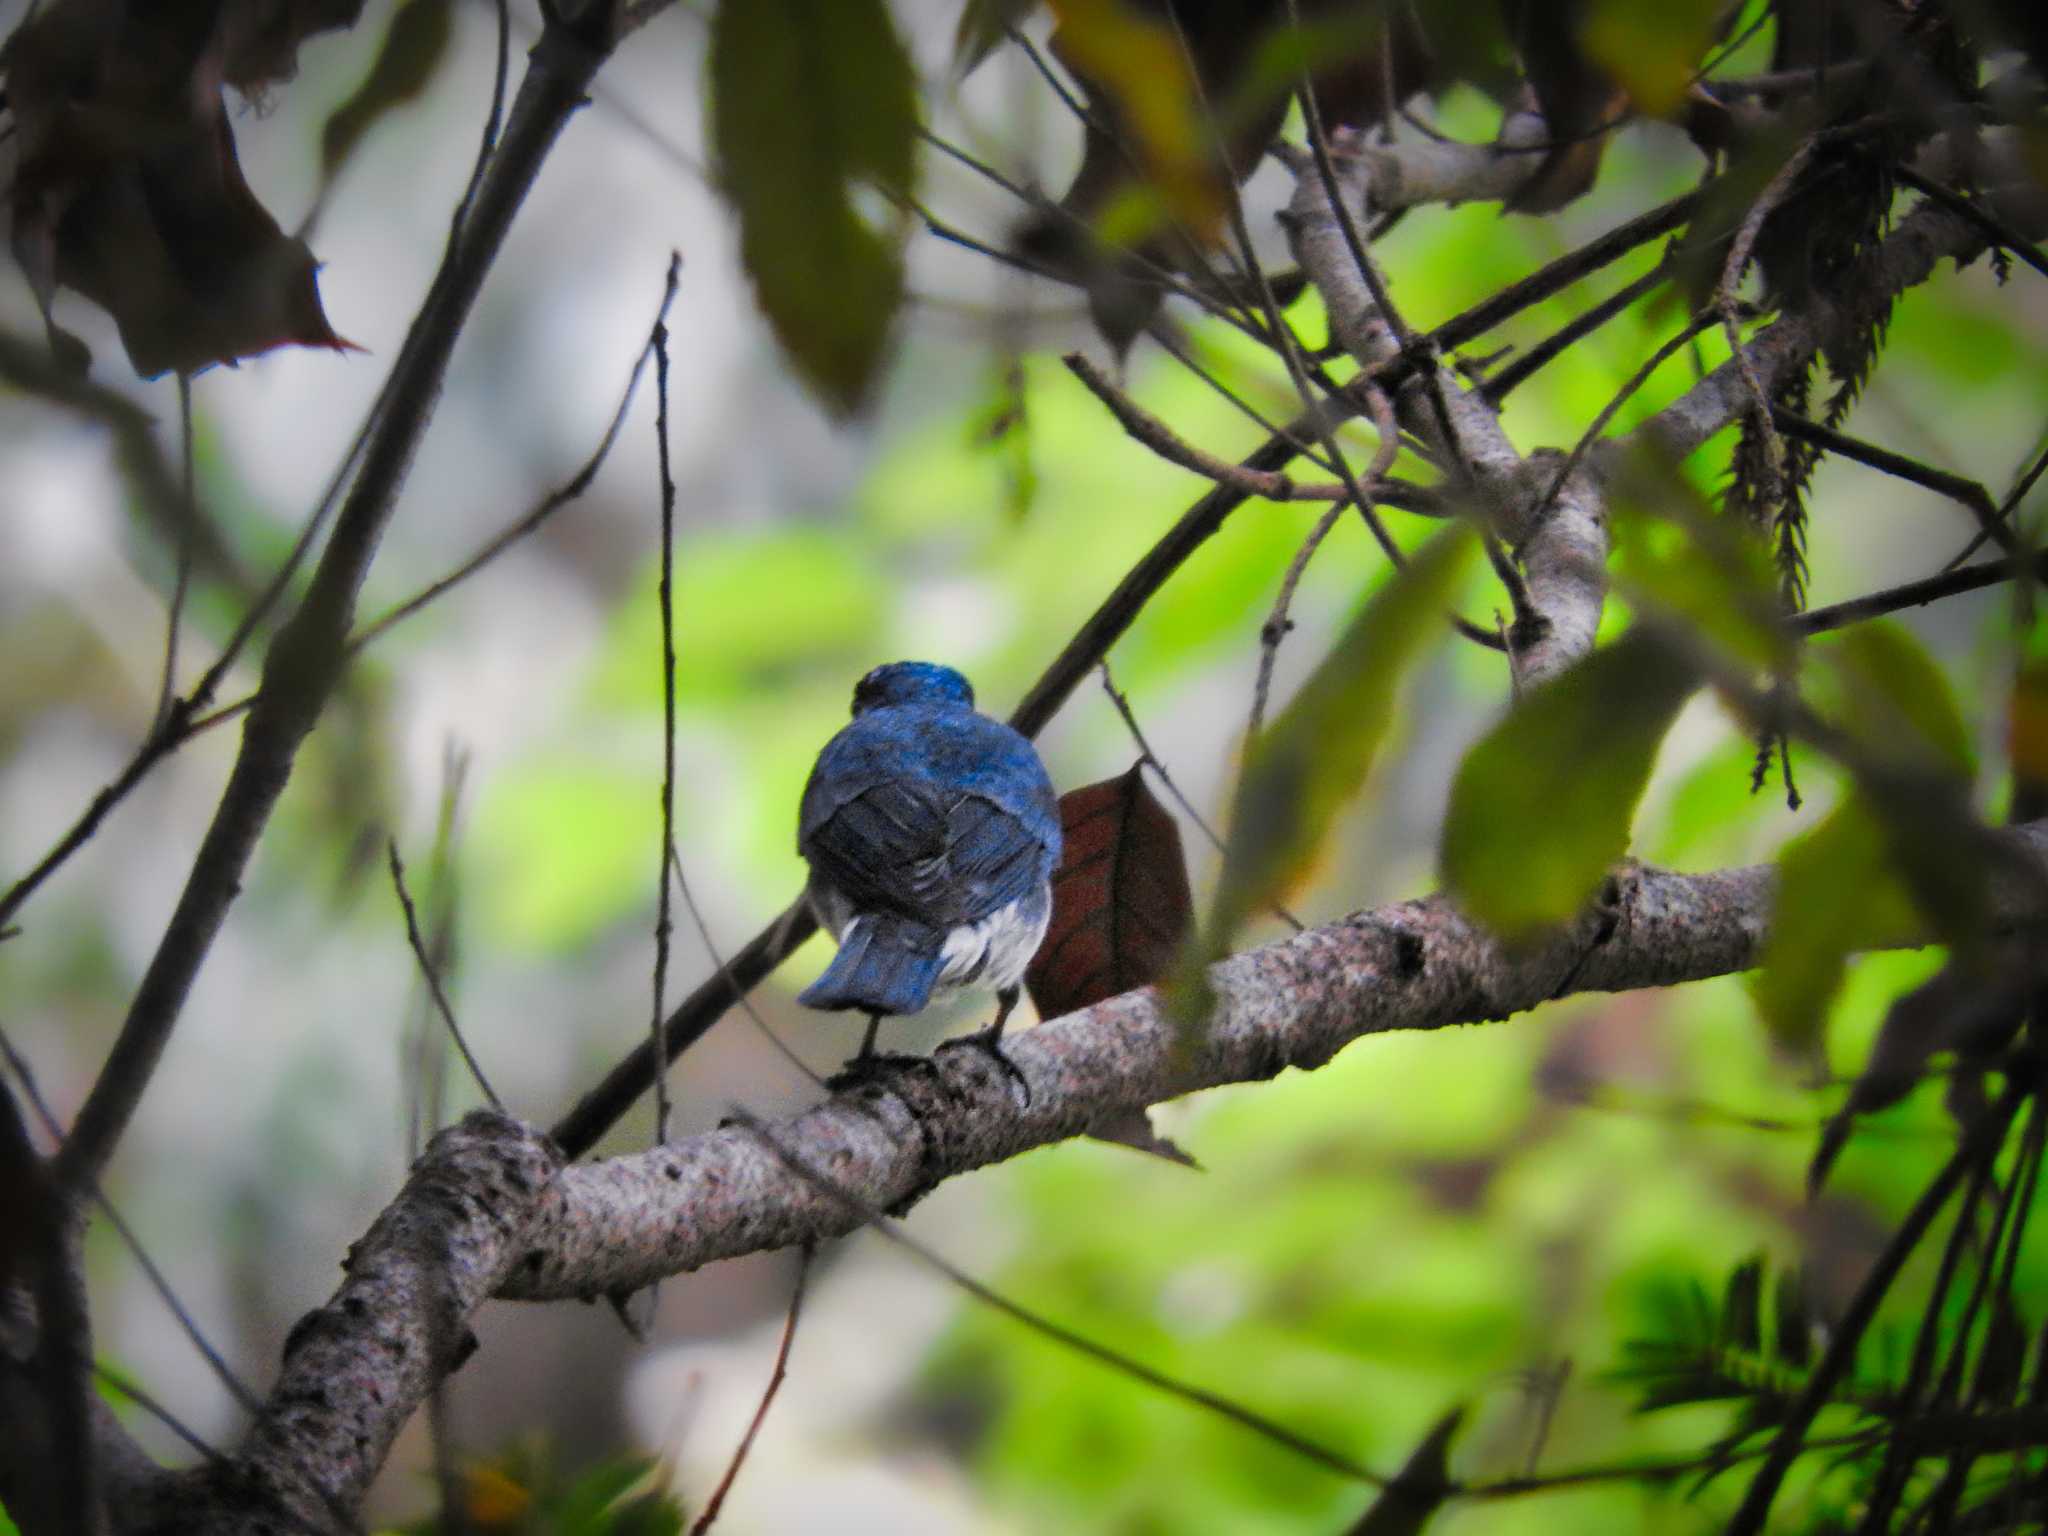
(1275, 122), (2010, 695)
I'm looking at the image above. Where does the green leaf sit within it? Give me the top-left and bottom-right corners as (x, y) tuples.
(1441, 629), (1698, 940)
(1205, 524), (1477, 951)
(1813, 623), (1992, 945)
(1607, 471), (1790, 675)
(1822, 621), (1976, 779)
(1752, 796), (1921, 1060)
(709, 0), (917, 414)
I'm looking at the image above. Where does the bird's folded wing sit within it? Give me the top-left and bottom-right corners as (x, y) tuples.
(804, 781), (1046, 928)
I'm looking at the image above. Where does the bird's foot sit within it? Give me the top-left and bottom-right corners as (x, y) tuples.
(937, 1026), (1032, 1107)
(827, 1050), (937, 1095)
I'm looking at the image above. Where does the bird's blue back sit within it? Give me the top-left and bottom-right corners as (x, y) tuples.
(801, 704), (1057, 856)
(799, 663), (1059, 938)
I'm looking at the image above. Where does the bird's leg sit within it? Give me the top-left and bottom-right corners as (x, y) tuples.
(939, 986), (1032, 1106)
(827, 1012), (933, 1093)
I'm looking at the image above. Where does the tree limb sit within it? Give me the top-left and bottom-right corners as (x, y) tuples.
(162, 824), (2048, 1529)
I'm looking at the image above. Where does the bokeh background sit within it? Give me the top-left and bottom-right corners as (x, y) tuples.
(3, 0), (2045, 1530)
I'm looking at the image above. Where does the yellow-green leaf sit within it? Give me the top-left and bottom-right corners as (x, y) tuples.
(1822, 621), (1976, 779)
(1441, 629), (1697, 939)
(1047, 0), (1224, 244)
(1585, 0), (1724, 115)
(1608, 464), (1791, 674)
(1753, 796), (1923, 1060)
(1207, 524), (1476, 951)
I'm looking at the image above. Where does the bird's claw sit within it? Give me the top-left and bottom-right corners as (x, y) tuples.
(827, 1050), (937, 1095)
(937, 1028), (1032, 1107)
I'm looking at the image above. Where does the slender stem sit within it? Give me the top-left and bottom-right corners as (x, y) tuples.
(650, 312), (680, 1146)
(387, 841), (502, 1112)
(686, 1246), (811, 1536)
(1793, 552), (2048, 635)
(156, 373), (196, 733)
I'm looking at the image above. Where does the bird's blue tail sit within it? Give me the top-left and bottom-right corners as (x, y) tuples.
(800, 915), (945, 1017)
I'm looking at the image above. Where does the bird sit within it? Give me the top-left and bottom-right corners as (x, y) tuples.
(797, 661), (1060, 1090)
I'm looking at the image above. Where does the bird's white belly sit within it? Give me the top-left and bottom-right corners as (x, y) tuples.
(936, 895), (1050, 995)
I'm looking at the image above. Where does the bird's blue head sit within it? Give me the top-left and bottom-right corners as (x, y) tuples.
(850, 661), (975, 716)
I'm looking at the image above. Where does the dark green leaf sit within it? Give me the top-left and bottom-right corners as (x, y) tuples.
(1823, 621), (1976, 779)
(1720, 1256), (1763, 1354)
(1773, 1269), (1810, 1369)
(318, 0), (453, 187)
(710, 0), (917, 414)
(952, 0), (1037, 77)
(1440, 629), (1697, 940)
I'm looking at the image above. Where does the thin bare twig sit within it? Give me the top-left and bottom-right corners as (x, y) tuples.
(685, 1244), (811, 1536)
(650, 306), (680, 1148)
(1480, 261), (1671, 404)
(1246, 499), (1350, 739)
(1532, 309), (1720, 531)
(1247, 383), (1404, 741)
(156, 374), (197, 735)
(667, 846), (826, 1091)
(1095, 663), (1229, 859)
(94, 1365), (222, 1464)
(1793, 551), (2048, 635)
(387, 841), (502, 1113)
(352, 254), (683, 654)
(1062, 352), (1346, 500)
(404, 745), (473, 1162)
(1948, 431), (2048, 568)
(1771, 407), (2014, 553)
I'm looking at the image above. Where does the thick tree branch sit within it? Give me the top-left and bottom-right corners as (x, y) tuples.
(1279, 129), (1605, 689)
(148, 816), (2048, 1528)
(508, 828), (2048, 1301)
(155, 1115), (560, 1534)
